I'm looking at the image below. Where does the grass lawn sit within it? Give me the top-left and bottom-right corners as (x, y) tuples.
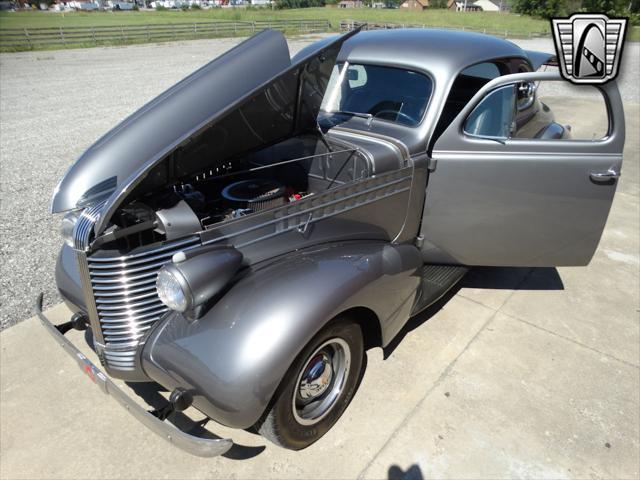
(1, 8), (637, 43)
(0, 8), (551, 33)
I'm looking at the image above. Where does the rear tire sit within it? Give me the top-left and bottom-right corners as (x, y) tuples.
(256, 318), (364, 450)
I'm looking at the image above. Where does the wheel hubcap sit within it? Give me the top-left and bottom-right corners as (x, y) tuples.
(292, 338), (351, 426)
(299, 353), (333, 400)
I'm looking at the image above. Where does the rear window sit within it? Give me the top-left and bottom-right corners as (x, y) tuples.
(321, 63), (432, 127)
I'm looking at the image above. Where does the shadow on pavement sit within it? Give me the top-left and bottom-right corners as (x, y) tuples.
(383, 266), (564, 358)
(124, 267), (563, 460)
(461, 266), (564, 291)
(388, 463), (424, 480)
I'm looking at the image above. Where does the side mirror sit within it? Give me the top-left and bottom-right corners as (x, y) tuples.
(517, 81), (536, 111)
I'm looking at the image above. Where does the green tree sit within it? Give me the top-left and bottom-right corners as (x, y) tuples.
(274, 0), (325, 8)
(581, 0), (628, 14)
(512, 0), (568, 18)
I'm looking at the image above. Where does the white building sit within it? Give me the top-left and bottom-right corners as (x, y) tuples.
(472, 0), (500, 11)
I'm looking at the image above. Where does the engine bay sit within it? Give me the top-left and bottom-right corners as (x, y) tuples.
(97, 135), (370, 252)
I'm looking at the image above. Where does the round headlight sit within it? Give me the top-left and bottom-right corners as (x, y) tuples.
(60, 209), (82, 248)
(157, 268), (189, 312)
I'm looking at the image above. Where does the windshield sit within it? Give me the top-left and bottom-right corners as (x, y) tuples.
(320, 63), (433, 127)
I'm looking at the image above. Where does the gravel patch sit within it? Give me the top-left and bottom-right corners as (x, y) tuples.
(0, 34), (637, 329)
(514, 38), (639, 103)
(0, 35), (327, 329)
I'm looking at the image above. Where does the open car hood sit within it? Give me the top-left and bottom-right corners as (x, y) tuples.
(51, 28), (359, 230)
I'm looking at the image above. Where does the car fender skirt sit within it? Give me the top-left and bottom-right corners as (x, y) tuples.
(141, 241), (422, 428)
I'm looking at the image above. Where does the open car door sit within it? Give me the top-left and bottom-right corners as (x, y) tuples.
(422, 71), (624, 266)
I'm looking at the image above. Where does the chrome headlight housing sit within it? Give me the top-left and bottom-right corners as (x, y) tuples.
(156, 268), (190, 312)
(60, 209), (83, 248)
(155, 247), (243, 315)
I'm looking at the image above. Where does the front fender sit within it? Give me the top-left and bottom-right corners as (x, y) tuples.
(141, 241), (422, 428)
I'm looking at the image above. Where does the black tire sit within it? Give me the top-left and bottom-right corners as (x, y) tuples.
(256, 318), (364, 450)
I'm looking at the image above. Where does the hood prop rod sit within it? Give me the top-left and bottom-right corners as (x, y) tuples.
(316, 122), (334, 154)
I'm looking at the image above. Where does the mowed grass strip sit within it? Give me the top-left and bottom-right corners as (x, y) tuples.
(1, 8), (637, 49)
(1, 8), (549, 33)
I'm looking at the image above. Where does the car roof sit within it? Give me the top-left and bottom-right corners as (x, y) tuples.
(336, 28), (529, 79)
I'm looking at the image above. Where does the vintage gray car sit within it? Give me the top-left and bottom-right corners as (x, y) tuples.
(37, 27), (625, 456)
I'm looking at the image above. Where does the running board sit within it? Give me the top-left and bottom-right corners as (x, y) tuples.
(411, 265), (468, 316)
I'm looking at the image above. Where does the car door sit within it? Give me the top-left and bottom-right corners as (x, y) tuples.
(421, 71), (624, 266)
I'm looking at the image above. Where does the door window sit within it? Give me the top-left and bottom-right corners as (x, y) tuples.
(432, 62), (503, 144)
(464, 81), (610, 141)
(514, 82), (609, 140)
(463, 85), (516, 139)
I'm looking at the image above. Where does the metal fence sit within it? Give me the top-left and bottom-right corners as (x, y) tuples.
(340, 20), (551, 39)
(0, 19), (332, 51)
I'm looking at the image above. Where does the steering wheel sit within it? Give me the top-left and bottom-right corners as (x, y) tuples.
(373, 109), (416, 124)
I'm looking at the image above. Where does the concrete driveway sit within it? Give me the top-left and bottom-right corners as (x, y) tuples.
(2, 106), (638, 479)
(1, 37), (639, 479)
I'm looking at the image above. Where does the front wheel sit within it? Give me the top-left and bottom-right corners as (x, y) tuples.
(256, 319), (364, 450)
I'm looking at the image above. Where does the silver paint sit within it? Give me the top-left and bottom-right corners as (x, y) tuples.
(51, 30), (291, 214)
(422, 71), (624, 266)
(46, 29), (625, 446)
(141, 241), (423, 428)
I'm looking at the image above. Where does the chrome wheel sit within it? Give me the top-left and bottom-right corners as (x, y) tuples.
(292, 338), (351, 426)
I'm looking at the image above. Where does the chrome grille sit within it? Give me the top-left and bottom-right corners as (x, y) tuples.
(87, 236), (200, 365)
(73, 202), (105, 251)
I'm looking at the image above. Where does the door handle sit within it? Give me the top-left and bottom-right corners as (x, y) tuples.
(590, 168), (621, 182)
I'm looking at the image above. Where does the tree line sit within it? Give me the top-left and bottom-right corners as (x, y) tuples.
(511, 0), (638, 20)
(274, 0), (639, 25)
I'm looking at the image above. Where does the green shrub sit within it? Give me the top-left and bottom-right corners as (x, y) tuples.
(511, 0), (567, 19)
(274, 0), (326, 9)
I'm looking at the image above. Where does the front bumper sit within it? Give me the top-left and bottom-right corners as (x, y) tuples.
(35, 293), (233, 458)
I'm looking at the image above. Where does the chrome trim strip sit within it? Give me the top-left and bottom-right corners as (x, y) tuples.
(202, 169), (413, 247)
(237, 186), (411, 249)
(87, 237), (200, 368)
(87, 250), (182, 269)
(76, 250), (105, 345)
(72, 203), (105, 252)
(96, 295), (159, 309)
(90, 269), (162, 284)
(95, 291), (157, 303)
(99, 310), (163, 323)
(89, 258), (174, 276)
(99, 305), (166, 319)
(92, 279), (159, 292)
(94, 285), (157, 297)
